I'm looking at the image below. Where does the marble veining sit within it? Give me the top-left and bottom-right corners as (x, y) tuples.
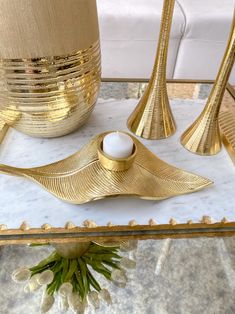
(0, 97), (234, 228)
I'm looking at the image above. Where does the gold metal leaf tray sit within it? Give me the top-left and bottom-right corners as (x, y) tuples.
(0, 120), (8, 144)
(0, 132), (212, 204)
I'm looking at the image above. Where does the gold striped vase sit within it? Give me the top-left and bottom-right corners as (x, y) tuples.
(0, 0), (101, 137)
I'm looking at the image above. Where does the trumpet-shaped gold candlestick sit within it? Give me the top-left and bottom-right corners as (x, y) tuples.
(180, 12), (235, 156)
(127, 0), (176, 139)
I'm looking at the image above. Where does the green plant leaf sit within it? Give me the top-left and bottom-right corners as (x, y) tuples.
(30, 252), (61, 272)
(77, 258), (90, 295)
(85, 252), (121, 261)
(75, 270), (85, 299)
(61, 258), (69, 282)
(86, 260), (112, 281)
(64, 259), (77, 282)
(102, 260), (121, 270)
(87, 269), (101, 292)
(29, 243), (49, 247)
(30, 262), (55, 276)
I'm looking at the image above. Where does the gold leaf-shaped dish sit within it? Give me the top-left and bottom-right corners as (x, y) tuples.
(0, 132), (212, 204)
(0, 119), (8, 144)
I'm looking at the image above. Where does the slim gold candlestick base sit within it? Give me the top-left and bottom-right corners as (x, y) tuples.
(127, 83), (176, 140)
(180, 11), (235, 156)
(127, 0), (176, 140)
(180, 111), (222, 156)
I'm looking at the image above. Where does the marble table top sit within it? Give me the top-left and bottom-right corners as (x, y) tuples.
(0, 96), (234, 229)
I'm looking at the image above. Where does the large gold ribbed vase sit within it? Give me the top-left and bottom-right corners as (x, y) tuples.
(0, 0), (101, 138)
(127, 0), (176, 139)
(180, 11), (235, 155)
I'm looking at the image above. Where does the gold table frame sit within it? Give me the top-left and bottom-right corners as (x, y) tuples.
(0, 78), (235, 245)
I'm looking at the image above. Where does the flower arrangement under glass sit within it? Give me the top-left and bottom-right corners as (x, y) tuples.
(12, 239), (137, 313)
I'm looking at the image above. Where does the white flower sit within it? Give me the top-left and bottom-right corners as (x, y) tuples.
(40, 291), (55, 313)
(58, 282), (73, 297)
(120, 240), (138, 252)
(83, 219), (97, 228)
(88, 291), (100, 309)
(111, 269), (127, 288)
(58, 295), (69, 311)
(24, 285), (31, 293)
(11, 268), (31, 283)
(24, 274), (41, 293)
(119, 257), (136, 269)
(68, 292), (84, 313)
(99, 289), (112, 305)
(37, 270), (54, 285)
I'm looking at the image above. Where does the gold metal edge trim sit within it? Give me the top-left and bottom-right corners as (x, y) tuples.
(0, 221), (235, 245)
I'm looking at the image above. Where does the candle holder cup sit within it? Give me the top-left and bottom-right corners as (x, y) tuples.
(98, 136), (137, 172)
(0, 131), (212, 204)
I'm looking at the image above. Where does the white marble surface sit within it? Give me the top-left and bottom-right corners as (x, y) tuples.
(0, 97), (234, 228)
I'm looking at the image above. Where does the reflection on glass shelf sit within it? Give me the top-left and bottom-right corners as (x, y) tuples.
(100, 81), (213, 101)
(1, 237), (235, 314)
(100, 81), (234, 113)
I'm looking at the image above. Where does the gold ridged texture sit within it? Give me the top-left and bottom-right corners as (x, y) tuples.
(0, 119), (8, 144)
(180, 12), (235, 155)
(0, 132), (212, 204)
(127, 0), (176, 139)
(0, 40), (101, 138)
(219, 111), (235, 164)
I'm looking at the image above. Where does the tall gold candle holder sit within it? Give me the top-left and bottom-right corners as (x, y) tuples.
(180, 12), (235, 156)
(127, 0), (176, 140)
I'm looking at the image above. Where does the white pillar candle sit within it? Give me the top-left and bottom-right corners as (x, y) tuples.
(103, 132), (134, 159)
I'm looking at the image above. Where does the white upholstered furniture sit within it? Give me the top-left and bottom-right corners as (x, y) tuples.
(97, 0), (235, 84)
